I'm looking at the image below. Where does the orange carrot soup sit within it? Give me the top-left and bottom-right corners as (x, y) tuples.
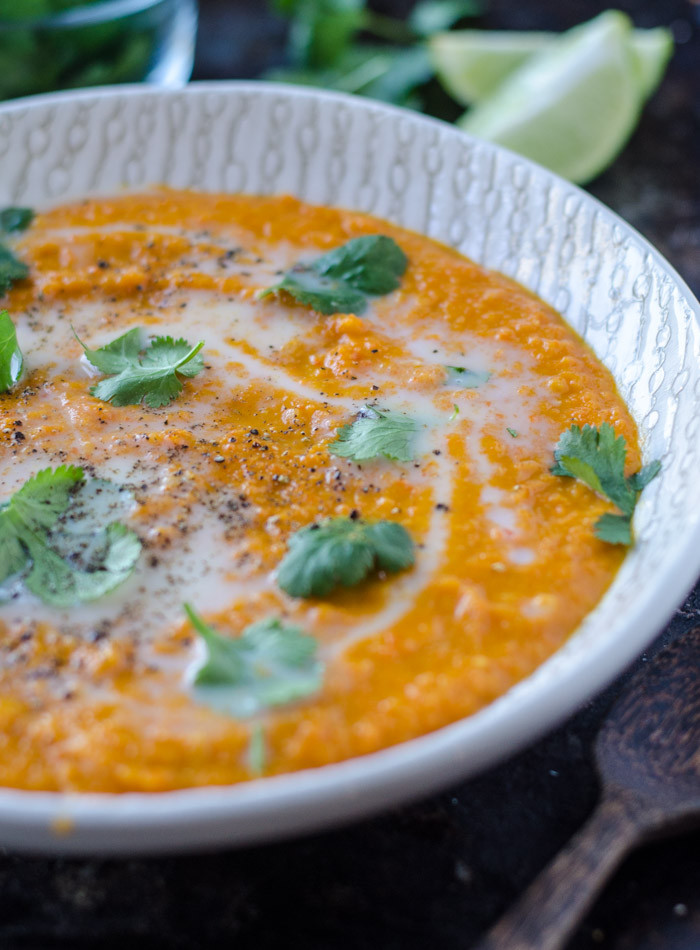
(0, 190), (655, 792)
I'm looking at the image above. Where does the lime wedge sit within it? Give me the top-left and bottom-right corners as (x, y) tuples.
(458, 12), (646, 184)
(631, 27), (674, 98)
(431, 23), (673, 106)
(429, 30), (551, 106)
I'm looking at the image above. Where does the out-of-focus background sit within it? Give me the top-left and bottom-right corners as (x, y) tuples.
(0, 2), (698, 949)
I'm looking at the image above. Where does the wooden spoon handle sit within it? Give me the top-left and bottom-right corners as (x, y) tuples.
(474, 791), (644, 950)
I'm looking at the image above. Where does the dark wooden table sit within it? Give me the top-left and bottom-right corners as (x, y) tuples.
(2, 1), (698, 947)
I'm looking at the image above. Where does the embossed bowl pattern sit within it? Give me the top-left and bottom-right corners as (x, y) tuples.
(0, 83), (698, 855)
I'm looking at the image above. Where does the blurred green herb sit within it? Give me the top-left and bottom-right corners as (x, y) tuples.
(0, 465), (141, 607)
(0, 0), (160, 101)
(268, 0), (484, 113)
(0, 207), (34, 233)
(185, 605), (323, 718)
(0, 245), (29, 294)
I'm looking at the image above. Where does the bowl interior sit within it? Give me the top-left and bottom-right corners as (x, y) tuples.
(0, 83), (698, 854)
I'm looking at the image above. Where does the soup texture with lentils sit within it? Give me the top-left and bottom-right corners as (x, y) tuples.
(0, 190), (645, 792)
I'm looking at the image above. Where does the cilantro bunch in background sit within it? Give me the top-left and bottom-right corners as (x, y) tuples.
(267, 0), (482, 115)
(0, 0), (165, 101)
(267, 2), (673, 184)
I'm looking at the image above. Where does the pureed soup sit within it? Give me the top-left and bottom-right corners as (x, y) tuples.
(0, 191), (656, 792)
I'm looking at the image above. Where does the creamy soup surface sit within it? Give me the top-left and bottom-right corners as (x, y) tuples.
(0, 191), (638, 792)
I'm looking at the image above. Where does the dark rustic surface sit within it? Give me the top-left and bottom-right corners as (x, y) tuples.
(2, 1), (699, 948)
(479, 628), (700, 950)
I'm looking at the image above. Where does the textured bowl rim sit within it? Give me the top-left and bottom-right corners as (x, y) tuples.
(0, 81), (699, 855)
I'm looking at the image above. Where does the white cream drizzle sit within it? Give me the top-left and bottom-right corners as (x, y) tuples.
(0, 221), (555, 710)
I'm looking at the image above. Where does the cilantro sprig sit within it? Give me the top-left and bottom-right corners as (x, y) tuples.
(0, 207), (34, 234)
(329, 406), (419, 461)
(0, 244), (29, 295)
(0, 205), (32, 295)
(260, 235), (408, 315)
(0, 466), (141, 606)
(0, 310), (23, 392)
(552, 423), (660, 546)
(277, 516), (415, 598)
(185, 605), (323, 718)
(77, 327), (205, 408)
(268, 0), (480, 110)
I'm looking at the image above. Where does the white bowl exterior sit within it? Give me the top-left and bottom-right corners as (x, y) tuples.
(0, 83), (699, 855)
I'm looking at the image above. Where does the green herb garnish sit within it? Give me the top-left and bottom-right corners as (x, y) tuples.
(0, 465), (141, 606)
(552, 423), (660, 546)
(77, 327), (205, 408)
(0, 207), (33, 296)
(260, 235), (408, 315)
(506, 427), (518, 438)
(247, 725), (267, 774)
(446, 365), (491, 388)
(0, 244), (29, 295)
(268, 0), (480, 110)
(0, 207), (34, 234)
(329, 406), (419, 461)
(277, 516), (415, 598)
(0, 310), (23, 392)
(0, 1), (159, 102)
(449, 403), (459, 420)
(185, 605), (323, 717)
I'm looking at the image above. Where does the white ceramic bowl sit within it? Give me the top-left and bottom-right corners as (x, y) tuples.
(1, 83), (699, 855)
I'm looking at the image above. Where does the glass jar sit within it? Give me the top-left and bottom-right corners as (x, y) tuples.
(0, 0), (198, 101)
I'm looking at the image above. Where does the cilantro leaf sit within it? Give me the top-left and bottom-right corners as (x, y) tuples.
(0, 207), (34, 233)
(77, 328), (205, 408)
(23, 522), (141, 606)
(0, 206), (33, 295)
(0, 466), (141, 606)
(552, 424), (661, 546)
(247, 725), (267, 774)
(277, 516), (415, 598)
(80, 325), (143, 375)
(329, 406), (419, 461)
(594, 513), (632, 546)
(9, 463), (84, 532)
(446, 365), (491, 388)
(627, 460), (662, 493)
(0, 310), (23, 392)
(0, 244), (29, 295)
(185, 605), (323, 718)
(261, 235), (408, 315)
(552, 423), (635, 515)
